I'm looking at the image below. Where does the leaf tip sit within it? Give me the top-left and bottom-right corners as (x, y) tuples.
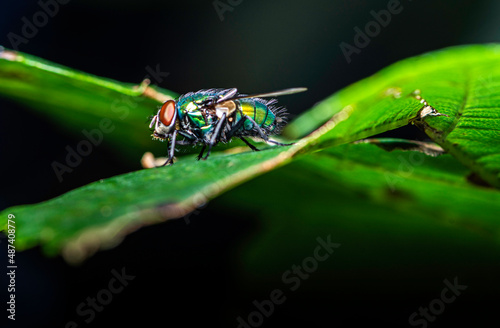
(0, 47), (19, 62)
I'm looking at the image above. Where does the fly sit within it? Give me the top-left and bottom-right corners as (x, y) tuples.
(149, 87), (307, 165)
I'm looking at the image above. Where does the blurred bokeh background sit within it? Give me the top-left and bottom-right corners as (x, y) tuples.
(1, 0), (499, 327)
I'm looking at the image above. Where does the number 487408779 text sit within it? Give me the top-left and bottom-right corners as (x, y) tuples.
(7, 214), (16, 265)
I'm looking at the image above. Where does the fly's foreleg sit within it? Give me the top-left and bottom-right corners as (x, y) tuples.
(202, 113), (226, 160)
(162, 130), (178, 166)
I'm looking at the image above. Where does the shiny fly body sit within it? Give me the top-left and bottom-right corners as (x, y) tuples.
(149, 87), (307, 165)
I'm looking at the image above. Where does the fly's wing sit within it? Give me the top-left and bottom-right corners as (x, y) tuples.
(216, 88), (238, 103)
(220, 87), (307, 102)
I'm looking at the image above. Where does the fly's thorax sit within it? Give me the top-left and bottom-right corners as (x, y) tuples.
(180, 100), (206, 129)
(178, 91), (237, 132)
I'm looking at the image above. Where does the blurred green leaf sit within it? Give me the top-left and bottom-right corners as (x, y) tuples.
(1, 44), (499, 263)
(223, 143), (500, 293)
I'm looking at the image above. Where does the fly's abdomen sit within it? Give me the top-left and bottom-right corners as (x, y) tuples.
(238, 99), (277, 132)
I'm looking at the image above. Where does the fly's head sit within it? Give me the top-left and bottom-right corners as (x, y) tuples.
(149, 100), (177, 140)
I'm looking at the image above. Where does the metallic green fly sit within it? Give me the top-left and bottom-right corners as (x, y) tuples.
(149, 87), (307, 165)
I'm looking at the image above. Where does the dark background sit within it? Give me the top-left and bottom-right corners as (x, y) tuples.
(1, 0), (499, 327)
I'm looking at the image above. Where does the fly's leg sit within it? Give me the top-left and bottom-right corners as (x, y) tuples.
(176, 140), (195, 146)
(242, 115), (294, 146)
(177, 132), (199, 147)
(267, 139), (294, 146)
(177, 130), (205, 161)
(197, 145), (206, 161)
(162, 130), (177, 166)
(225, 116), (247, 140)
(227, 115), (294, 150)
(228, 116), (282, 150)
(240, 137), (260, 151)
(243, 116), (268, 140)
(178, 130), (198, 142)
(202, 113), (226, 160)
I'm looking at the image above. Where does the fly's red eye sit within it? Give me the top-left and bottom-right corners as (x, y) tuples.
(159, 100), (176, 126)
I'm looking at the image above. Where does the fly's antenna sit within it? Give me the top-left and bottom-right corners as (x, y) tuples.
(149, 114), (158, 129)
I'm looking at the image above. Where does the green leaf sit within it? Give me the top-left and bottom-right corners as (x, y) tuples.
(221, 143), (500, 292)
(0, 47), (177, 160)
(1, 44), (499, 263)
(285, 44), (500, 187)
(7, 147), (300, 263)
